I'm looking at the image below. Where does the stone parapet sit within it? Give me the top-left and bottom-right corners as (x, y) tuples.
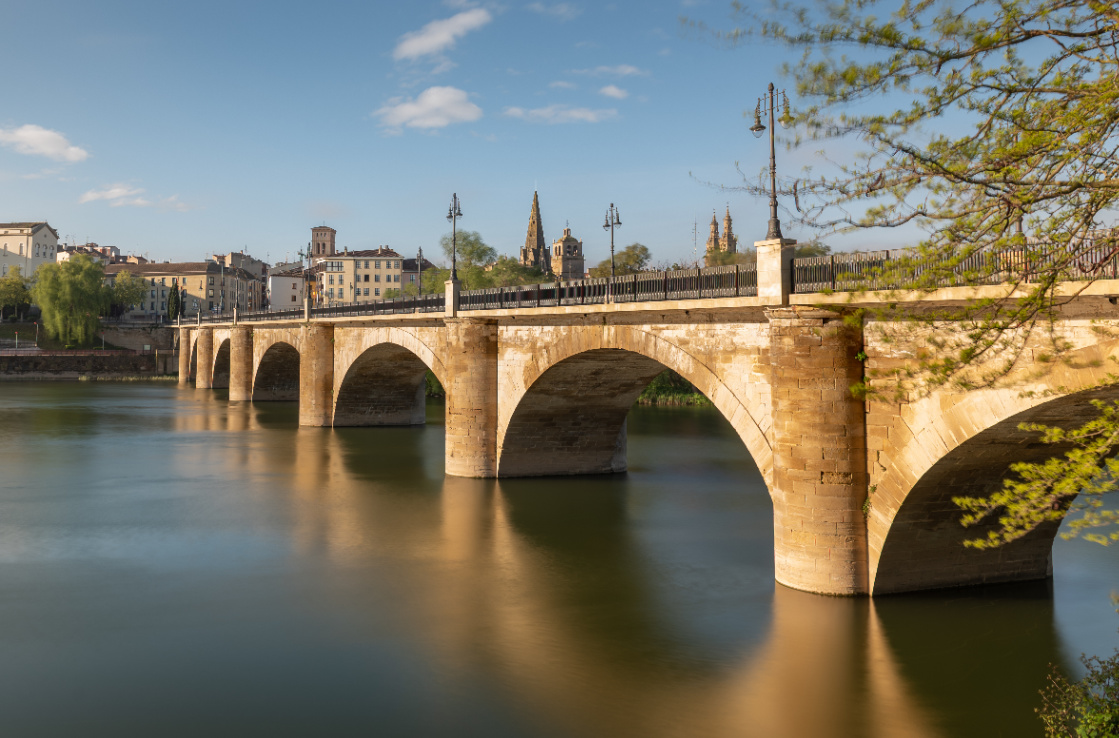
(756, 238), (797, 305)
(766, 306), (868, 595)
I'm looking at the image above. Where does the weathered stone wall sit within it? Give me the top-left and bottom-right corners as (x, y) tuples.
(863, 302), (1119, 593)
(766, 307), (868, 595)
(444, 318), (499, 477)
(101, 324), (175, 352)
(0, 352), (171, 377)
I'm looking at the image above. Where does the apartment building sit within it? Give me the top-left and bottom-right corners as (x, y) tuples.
(0, 222), (59, 277)
(104, 261), (263, 318)
(315, 248), (403, 304)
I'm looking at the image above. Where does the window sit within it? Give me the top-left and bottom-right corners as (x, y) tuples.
(291, 295), (297, 302)
(374, 274), (380, 283)
(208, 277), (214, 285)
(329, 275), (334, 285)
(363, 288), (369, 296)
(395, 260), (401, 269)
(208, 289), (214, 297)
(172, 277), (178, 285)
(291, 283), (296, 290)
(374, 288), (380, 296)
(408, 274), (415, 283)
(394, 275), (399, 283)
(363, 260), (369, 268)
(150, 289), (156, 298)
(161, 278), (166, 285)
(161, 302), (166, 310)
(328, 288), (335, 298)
(363, 274), (369, 282)
(374, 260), (380, 269)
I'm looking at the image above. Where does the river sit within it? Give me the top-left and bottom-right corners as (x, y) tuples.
(0, 383), (1115, 737)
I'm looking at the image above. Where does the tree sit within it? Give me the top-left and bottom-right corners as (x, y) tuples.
(31, 254), (108, 346)
(0, 266), (31, 321)
(166, 283), (181, 321)
(589, 243), (652, 278)
(109, 270), (148, 318)
(709, 0), (1119, 545)
(486, 256), (548, 287)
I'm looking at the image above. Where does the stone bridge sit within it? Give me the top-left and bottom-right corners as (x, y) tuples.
(176, 242), (1119, 597)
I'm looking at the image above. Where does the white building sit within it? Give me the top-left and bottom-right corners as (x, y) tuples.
(0, 222), (59, 277)
(268, 267), (309, 311)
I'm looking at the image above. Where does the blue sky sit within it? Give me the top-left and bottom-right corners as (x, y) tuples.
(0, 0), (883, 267)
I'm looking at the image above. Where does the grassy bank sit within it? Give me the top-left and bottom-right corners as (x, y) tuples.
(423, 369), (710, 406)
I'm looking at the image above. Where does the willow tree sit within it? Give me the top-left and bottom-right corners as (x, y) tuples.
(31, 254), (108, 346)
(708, 0), (1119, 546)
(109, 270), (147, 317)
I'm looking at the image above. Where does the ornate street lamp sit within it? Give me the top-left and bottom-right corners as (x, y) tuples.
(750, 82), (791, 240)
(447, 193), (463, 281)
(603, 203), (621, 301)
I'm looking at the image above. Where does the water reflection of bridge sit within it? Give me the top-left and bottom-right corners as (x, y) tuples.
(177, 241), (1119, 596)
(173, 396), (1064, 737)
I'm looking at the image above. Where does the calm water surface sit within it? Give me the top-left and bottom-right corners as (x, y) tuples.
(0, 383), (1115, 737)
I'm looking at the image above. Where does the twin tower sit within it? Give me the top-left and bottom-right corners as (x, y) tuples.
(519, 192), (585, 281)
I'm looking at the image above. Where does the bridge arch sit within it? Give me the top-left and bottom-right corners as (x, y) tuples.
(332, 327), (447, 427)
(252, 340), (300, 402)
(212, 337), (231, 389)
(496, 326), (773, 486)
(868, 338), (1119, 593)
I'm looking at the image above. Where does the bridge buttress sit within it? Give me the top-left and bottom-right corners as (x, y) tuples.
(178, 327), (192, 386)
(229, 326), (253, 402)
(300, 324), (334, 426)
(444, 318), (498, 477)
(766, 307), (869, 595)
(195, 328), (214, 389)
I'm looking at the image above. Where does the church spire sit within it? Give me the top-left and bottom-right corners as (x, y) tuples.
(705, 210), (721, 254)
(722, 206), (737, 254)
(521, 190), (549, 272)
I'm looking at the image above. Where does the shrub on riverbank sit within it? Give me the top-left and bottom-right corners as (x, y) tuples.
(637, 370), (711, 406)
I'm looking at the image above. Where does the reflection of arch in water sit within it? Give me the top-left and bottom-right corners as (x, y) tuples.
(497, 326), (772, 484)
(252, 342), (300, 402)
(187, 340), (198, 384)
(211, 338), (230, 389)
(333, 343), (434, 427)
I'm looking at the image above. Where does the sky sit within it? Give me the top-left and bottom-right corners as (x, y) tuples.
(0, 0), (894, 267)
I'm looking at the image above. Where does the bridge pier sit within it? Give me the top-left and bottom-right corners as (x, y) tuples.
(229, 326), (253, 402)
(178, 327), (191, 386)
(195, 328), (214, 389)
(299, 323), (334, 426)
(767, 307), (869, 595)
(444, 318), (498, 478)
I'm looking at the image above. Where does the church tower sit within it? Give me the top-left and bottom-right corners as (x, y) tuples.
(551, 226), (585, 281)
(704, 211), (721, 254)
(722, 207), (738, 254)
(520, 191), (550, 272)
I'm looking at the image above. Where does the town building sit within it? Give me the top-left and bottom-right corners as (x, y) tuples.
(551, 227), (585, 281)
(0, 222), (59, 277)
(310, 226), (337, 260)
(519, 192), (550, 273)
(105, 261), (263, 318)
(401, 248), (437, 293)
(57, 242), (121, 264)
(314, 247), (403, 305)
(213, 251), (267, 280)
(268, 266), (310, 311)
(703, 208), (739, 266)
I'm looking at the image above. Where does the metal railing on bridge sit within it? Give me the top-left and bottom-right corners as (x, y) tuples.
(188, 240), (1119, 324)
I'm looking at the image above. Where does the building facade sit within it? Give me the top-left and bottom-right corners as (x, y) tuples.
(551, 227), (585, 281)
(519, 192), (550, 273)
(402, 248), (436, 293)
(310, 226), (337, 259)
(0, 222), (59, 277)
(268, 267), (310, 311)
(105, 261), (263, 318)
(315, 248), (403, 305)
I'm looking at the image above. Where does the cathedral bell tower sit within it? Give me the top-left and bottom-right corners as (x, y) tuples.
(520, 191), (550, 273)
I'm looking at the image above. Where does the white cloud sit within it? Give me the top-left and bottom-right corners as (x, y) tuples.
(393, 9), (492, 60)
(549, 80), (576, 89)
(80, 184), (190, 211)
(599, 84), (628, 99)
(527, 2), (581, 21)
(79, 184), (144, 204)
(375, 86), (483, 130)
(0, 124), (89, 162)
(503, 104), (617, 124)
(571, 64), (647, 77)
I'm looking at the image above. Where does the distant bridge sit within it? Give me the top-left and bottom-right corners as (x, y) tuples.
(177, 240), (1119, 596)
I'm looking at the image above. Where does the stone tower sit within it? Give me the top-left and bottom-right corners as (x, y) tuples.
(520, 191), (550, 273)
(704, 211), (721, 254)
(722, 207), (737, 254)
(551, 226), (585, 281)
(310, 226), (337, 261)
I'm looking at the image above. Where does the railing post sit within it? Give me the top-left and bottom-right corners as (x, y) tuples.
(756, 237), (798, 305)
(445, 277), (461, 318)
(663, 270), (668, 300)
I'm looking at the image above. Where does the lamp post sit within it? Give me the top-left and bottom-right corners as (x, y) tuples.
(603, 203), (621, 302)
(750, 82), (791, 240)
(447, 193), (463, 281)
